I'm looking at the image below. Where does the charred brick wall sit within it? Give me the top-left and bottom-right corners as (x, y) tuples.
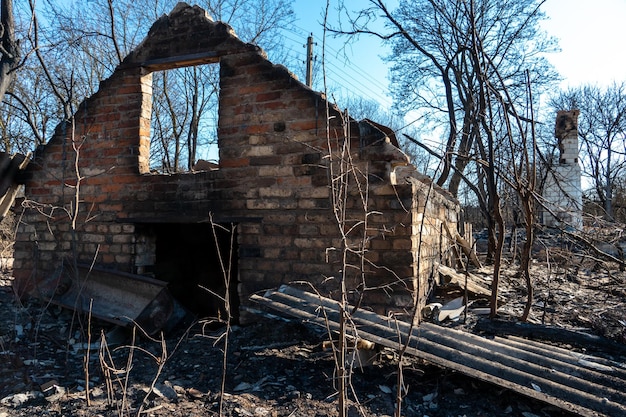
(12, 3), (458, 321)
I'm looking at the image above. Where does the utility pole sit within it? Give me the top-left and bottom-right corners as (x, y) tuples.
(306, 33), (313, 87)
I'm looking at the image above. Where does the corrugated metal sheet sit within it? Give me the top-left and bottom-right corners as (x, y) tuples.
(35, 263), (188, 335)
(252, 285), (626, 417)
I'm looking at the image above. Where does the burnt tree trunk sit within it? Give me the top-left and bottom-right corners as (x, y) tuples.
(519, 190), (534, 321)
(0, 0), (19, 106)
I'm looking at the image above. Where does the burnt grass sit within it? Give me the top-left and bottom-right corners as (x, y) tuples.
(0, 258), (624, 417)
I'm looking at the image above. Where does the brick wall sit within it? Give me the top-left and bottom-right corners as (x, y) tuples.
(13, 3), (458, 323)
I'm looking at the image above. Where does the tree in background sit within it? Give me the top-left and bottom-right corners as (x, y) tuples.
(346, 0), (555, 193)
(329, 0), (546, 320)
(550, 82), (626, 222)
(0, 0), (21, 153)
(0, 0), (18, 105)
(333, 0), (556, 262)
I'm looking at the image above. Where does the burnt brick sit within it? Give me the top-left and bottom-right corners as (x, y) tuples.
(240, 246), (262, 258)
(249, 155), (282, 166)
(302, 153), (321, 164)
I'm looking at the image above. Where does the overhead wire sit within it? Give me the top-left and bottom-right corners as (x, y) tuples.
(278, 23), (446, 148)
(277, 25), (393, 108)
(288, 22), (392, 92)
(287, 23), (387, 85)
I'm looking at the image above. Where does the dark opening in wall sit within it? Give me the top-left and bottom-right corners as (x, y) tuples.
(136, 222), (239, 322)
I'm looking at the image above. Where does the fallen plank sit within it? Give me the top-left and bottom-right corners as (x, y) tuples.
(443, 221), (482, 268)
(437, 263), (491, 297)
(252, 285), (626, 417)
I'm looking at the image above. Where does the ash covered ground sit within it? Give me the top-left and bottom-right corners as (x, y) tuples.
(0, 256), (624, 417)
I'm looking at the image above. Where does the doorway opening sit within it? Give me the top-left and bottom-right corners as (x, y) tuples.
(135, 222), (239, 322)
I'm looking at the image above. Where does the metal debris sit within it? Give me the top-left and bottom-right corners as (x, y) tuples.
(32, 263), (189, 335)
(252, 284), (626, 417)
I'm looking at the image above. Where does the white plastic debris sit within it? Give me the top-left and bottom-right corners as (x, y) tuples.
(437, 297), (473, 322)
(0, 391), (44, 407)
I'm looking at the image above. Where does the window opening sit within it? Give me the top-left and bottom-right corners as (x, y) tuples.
(148, 64), (220, 173)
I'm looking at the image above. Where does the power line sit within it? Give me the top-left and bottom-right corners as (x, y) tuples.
(288, 22), (392, 91)
(278, 23), (448, 153)
(277, 26), (393, 108)
(282, 49), (392, 108)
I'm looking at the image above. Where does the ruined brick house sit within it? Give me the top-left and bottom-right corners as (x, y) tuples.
(11, 3), (458, 324)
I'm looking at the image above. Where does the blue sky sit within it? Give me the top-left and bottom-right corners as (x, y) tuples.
(540, 0), (626, 88)
(286, 0), (626, 110)
(286, 0), (395, 108)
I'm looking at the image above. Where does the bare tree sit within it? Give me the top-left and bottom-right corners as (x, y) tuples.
(464, 5), (539, 320)
(336, 0), (555, 190)
(0, 0), (30, 155)
(331, 0), (557, 262)
(0, 0), (19, 106)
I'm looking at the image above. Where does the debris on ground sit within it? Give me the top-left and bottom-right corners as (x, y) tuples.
(0, 255), (624, 417)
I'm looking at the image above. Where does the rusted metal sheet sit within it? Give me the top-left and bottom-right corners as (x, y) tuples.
(252, 285), (626, 417)
(33, 263), (184, 335)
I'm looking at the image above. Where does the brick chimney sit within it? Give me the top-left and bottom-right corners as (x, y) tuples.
(542, 110), (583, 228)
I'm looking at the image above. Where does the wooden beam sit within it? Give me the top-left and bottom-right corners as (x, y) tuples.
(142, 51), (220, 71)
(443, 221), (482, 268)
